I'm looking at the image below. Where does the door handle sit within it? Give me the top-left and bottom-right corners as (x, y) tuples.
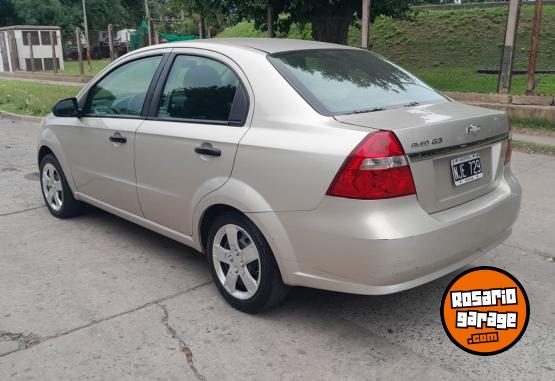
(195, 143), (221, 157)
(109, 133), (127, 144)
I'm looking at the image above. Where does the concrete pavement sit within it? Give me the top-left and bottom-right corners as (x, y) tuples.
(0, 118), (554, 380)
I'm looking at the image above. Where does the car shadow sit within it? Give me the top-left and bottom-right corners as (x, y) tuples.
(80, 203), (468, 334)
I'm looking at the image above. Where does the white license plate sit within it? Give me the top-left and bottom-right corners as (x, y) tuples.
(450, 153), (483, 187)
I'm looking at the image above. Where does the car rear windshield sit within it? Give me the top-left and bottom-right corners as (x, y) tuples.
(268, 49), (446, 116)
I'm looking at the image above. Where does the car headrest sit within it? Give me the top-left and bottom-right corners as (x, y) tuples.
(183, 66), (222, 89)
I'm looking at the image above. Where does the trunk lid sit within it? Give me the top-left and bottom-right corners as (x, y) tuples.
(335, 101), (510, 213)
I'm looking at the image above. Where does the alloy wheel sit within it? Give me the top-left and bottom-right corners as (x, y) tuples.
(212, 224), (261, 300)
(42, 163), (63, 211)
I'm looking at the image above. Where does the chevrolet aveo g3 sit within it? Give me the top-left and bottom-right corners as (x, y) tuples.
(38, 39), (521, 313)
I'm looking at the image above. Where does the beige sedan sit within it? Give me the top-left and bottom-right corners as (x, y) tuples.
(38, 38), (521, 312)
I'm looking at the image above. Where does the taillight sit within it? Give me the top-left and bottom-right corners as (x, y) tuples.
(505, 120), (512, 164)
(327, 131), (416, 200)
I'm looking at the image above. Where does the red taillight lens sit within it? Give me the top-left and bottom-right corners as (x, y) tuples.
(327, 131), (416, 200)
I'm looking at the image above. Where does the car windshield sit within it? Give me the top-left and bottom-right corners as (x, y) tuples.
(268, 49), (446, 116)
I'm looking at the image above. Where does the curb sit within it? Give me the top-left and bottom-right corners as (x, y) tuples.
(0, 110), (43, 123)
(513, 132), (555, 148)
(444, 92), (555, 106)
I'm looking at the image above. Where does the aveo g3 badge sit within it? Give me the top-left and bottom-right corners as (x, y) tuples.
(440, 266), (529, 356)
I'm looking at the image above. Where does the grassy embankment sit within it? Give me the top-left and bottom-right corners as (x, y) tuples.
(220, 4), (555, 95)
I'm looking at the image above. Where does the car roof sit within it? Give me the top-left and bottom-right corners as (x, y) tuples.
(154, 37), (357, 54)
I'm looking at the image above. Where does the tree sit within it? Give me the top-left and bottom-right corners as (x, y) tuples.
(1, 0), (142, 39)
(0, 0), (21, 26)
(232, 0), (413, 45)
(169, 0), (232, 37)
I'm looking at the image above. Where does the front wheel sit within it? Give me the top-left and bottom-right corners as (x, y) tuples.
(40, 154), (83, 218)
(207, 212), (289, 313)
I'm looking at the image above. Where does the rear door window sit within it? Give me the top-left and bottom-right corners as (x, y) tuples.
(157, 55), (241, 123)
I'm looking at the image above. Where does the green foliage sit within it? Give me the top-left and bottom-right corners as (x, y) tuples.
(217, 20), (311, 39)
(230, 0), (413, 43)
(0, 0), (144, 41)
(168, 0), (235, 35)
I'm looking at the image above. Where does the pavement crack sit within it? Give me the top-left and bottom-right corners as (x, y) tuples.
(157, 303), (206, 381)
(502, 242), (554, 260)
(0, 331), (46, 357)
(0, 205), (45, 217)
(0, 280), (212, 358)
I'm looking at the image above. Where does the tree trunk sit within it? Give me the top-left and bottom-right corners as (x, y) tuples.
(311, 16), (352, 44)
(198, 16), (206, 39)
(267, 5), (274, 38)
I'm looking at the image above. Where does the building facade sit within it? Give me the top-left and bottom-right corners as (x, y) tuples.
(0, 25), (64, 73)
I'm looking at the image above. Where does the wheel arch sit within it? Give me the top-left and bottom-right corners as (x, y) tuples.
(38, 145), (54, 166)
(198, 204), (243, 253)
(37, 128), (78, 196)
(194, 199), (298, 286)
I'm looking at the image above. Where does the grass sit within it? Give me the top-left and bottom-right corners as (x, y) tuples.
(45, 59), (110, 77)
(512, 140), (555, 156)
(512, 116), (555, 132)
(369, 5), (555, 71)
(0, 79), (80, 116)
(218, 21), (311, 39)
(408, 67), (555, 96)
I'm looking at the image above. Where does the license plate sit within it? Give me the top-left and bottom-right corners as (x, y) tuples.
(450, 153), (483, 186)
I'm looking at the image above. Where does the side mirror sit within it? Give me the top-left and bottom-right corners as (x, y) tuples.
(52, 97), (80, 117)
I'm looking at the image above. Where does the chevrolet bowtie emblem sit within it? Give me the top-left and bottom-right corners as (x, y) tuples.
(466, 124), (481, 135)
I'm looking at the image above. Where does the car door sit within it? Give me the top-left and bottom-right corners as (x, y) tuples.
(60, 53), (164, 216)
(135, 50), (251, 235)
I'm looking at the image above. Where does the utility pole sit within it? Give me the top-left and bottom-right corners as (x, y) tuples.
(108, 24), (115, 61)
(144, 0), (150, 19)
(76, 27), (84, 77)
(498, 0), (521, 94)
(361, 0), (371, 49)
(198, 16), (206, 39)
(526, 0), (543, 95)
(145, 0), (152, 45)
(82, 0), (92, 73)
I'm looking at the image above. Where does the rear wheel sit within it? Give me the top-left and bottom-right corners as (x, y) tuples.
(207, 212), (289, 313)
(40, 154), (83, 218)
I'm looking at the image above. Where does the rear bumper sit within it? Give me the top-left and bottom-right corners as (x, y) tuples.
(250, 167), (521, 295)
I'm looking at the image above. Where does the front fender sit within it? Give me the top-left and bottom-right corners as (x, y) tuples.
(37, 116), (79, 197)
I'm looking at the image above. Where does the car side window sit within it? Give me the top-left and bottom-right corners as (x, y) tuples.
(157, 55), (240, 122)
(85, 56), (162, 117)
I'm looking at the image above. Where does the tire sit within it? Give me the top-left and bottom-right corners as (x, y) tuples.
(40, 153), (83, 218)
(207, 211), (290, 313)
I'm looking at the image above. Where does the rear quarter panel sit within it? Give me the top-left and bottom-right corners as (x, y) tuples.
(218, 48), (372, 212)
(208, 48), (371, 212)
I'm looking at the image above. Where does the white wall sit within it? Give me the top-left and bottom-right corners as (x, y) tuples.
(14, 30), (64, 71)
